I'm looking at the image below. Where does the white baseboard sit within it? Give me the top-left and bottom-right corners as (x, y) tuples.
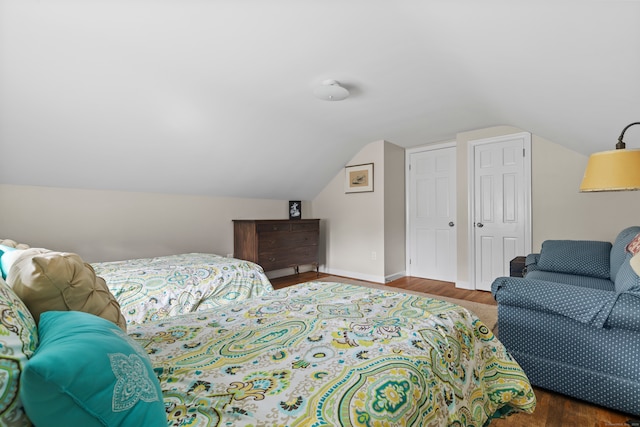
(455, 280), (472, 290)
(319, 266), (386, 284)
(267, 266), (405, 285)
(385, 271), (406, 283)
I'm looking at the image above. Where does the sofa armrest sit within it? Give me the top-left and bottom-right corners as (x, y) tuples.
(604, 291), (640, 331)
(492, 276), (615, 328)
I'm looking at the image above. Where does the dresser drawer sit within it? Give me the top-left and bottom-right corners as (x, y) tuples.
(256, 222), (291, 233)
(291, 221), (319, 232)
(258, 246), (318, 271)
(258, 230), (318, 251)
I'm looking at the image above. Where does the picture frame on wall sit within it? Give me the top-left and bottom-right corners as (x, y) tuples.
(345, 163), (374, 193)
(289, 200), (301, 220)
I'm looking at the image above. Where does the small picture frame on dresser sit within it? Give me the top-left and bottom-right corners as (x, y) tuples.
(289, 201), (301, 220)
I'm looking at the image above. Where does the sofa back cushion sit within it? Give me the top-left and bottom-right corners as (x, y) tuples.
(610, 226), (640, 282)
(537, 240), (612, 279)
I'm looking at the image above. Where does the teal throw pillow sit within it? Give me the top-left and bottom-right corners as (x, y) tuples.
(20, 311), (166, 427)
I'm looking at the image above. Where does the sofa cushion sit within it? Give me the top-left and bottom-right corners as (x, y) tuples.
(491, 276), (614, 327)
(525, 270), (615, 291)
(20, 311), (166, 427)
(6, 249), (127, 331)
(0, 276), (37, 426)
(537, 240), (611, 279)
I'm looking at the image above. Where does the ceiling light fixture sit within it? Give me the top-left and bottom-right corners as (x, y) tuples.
(313, 79), (350, 101)
(580, 122), (640, 192)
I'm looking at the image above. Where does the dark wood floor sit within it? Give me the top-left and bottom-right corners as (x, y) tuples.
(271, 272), (635, 427)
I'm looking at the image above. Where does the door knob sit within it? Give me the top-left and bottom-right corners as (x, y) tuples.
(477, 222), (484, 228)
(449, 222), (455, 227)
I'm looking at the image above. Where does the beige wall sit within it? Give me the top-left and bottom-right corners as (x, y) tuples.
(311, 140), (386, 282)
(311, 140), (406, 283)
(531, 135), (640, 246)
(383, 142), (406, 279)
(454, 126), (640, 287)
(0, 184), (304, 264)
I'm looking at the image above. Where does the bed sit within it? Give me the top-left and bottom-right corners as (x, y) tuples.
(91, 253), (274, 325)
(0, 243), (535, 426)
(128, 281), (536, 426)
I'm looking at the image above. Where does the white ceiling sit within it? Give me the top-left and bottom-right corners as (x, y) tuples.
(1, 0), (639, 200)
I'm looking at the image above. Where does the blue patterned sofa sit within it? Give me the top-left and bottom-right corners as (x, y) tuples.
(491, 226), (640, 416)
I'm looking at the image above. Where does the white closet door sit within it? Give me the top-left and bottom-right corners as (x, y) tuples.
(408, 145), (457, 282)
(471, 133), (531, 291)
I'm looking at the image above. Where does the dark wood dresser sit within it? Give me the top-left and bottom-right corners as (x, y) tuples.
(233, 219), (319, 274)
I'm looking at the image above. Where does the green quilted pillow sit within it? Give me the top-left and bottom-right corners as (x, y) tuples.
(0, 277), (37, 427)
(20, 311), (166, 427)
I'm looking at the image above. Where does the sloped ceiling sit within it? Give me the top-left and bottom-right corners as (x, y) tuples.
(1, 0), (639, 200)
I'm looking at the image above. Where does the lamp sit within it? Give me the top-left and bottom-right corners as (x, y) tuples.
(580, 122), (640, 192)
(313, 79), (349, 101)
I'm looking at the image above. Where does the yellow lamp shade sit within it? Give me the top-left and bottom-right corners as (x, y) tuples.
(580, 149), (640, 192)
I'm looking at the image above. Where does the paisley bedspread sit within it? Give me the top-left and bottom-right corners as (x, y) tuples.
(129, 281), (536, 426)
(92, 253), (273, 325)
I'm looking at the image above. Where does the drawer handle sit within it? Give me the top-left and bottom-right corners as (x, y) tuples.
(269, 257), (276, 262)
(272, 226), (280, 230)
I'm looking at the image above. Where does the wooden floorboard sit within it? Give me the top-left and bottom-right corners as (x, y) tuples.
(270, 272), (636, 427)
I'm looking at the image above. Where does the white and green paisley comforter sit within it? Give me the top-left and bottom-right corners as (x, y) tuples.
(129, 281), (536, 426)
(92, 253), (273, 326)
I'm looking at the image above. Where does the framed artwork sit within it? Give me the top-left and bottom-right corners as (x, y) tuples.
(345, 163), (374, 193)
(289, 201), (301, 220)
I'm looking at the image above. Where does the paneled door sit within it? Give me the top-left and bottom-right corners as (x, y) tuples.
(470, 133), (531, 291)
(407, 143), (457, 282)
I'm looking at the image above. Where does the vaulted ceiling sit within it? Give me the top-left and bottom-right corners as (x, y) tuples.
(1, 0), (639, 200)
